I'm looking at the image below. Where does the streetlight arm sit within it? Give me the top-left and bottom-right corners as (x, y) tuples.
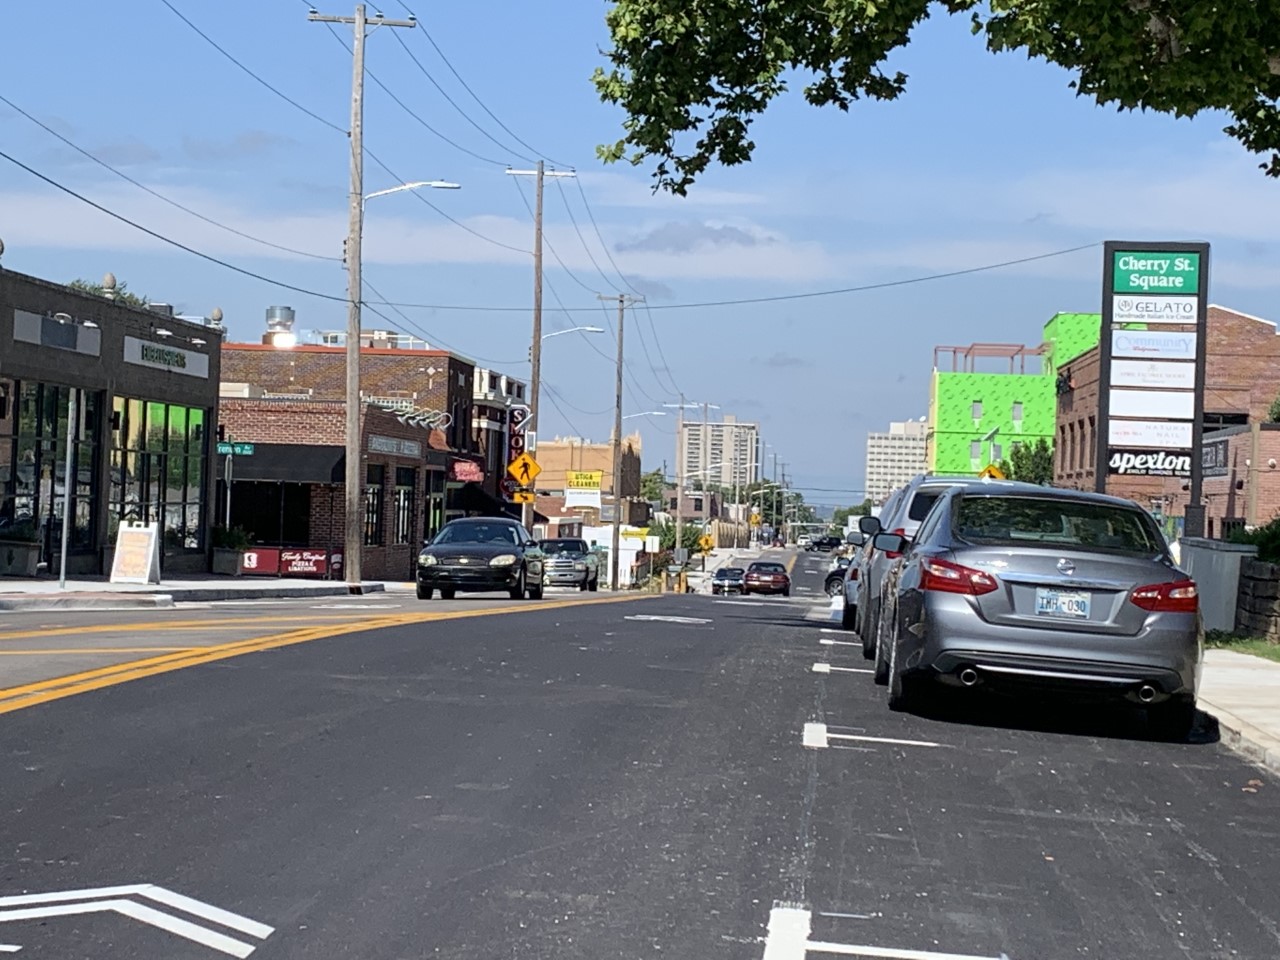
(363, 180), (461, 204)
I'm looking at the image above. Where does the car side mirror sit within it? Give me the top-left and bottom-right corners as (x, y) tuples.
(858, 515), (882, 536)
(873, 532), (909, 554)
(845, 531), (865, 546)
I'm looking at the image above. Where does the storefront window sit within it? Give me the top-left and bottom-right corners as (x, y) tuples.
(364, 464), (385, 546)
(0, 380), (99, 556)
(110, 396), (208, 553)
(393, 467), (416, 544)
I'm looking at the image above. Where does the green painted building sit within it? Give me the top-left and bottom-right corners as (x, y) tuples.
(926, 314), (1100, 475)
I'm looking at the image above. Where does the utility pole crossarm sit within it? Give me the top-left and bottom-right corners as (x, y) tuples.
(308, 11), (416, 26)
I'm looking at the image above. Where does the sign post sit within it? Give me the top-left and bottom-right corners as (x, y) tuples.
(1097, 242), (1210, 537)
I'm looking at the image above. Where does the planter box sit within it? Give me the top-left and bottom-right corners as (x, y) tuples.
(211, 548), (242, 577)
(0, 540), (40, 578)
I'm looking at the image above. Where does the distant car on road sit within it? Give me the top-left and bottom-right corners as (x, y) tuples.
(873, 482), (1202, 739)
(538, 537), (601, 591)
(809, 535), (841, 552)
(417, 517), (545, 601)
(797, 534), (813, 549)
(712, 567), (747, 595)
(744, 561), (791, 596)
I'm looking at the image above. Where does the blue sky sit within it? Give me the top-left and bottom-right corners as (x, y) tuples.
(3, 1), (1279, 510)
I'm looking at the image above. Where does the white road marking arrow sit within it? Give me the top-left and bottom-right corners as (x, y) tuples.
(0, 884), (273, 958)
(625, 615), (713, 624)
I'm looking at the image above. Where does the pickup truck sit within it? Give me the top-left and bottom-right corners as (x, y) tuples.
(538, 538), (601, 591)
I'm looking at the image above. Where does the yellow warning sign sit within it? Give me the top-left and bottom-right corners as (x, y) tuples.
(978, 464), (1005, 480)
(507, 452), (541, 485)
(511, 490), (536, 504)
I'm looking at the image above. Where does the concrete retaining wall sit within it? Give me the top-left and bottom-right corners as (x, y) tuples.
(1237, 558), (1280, 639)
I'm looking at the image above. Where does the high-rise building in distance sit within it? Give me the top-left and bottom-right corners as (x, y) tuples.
(865, 419), (928, 502)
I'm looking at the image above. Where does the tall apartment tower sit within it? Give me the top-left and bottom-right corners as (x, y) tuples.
(865, 419), (928, 502)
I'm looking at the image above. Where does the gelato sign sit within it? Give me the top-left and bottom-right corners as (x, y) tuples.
(1111, 295), (1198, 325)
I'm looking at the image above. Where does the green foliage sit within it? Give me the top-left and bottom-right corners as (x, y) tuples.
(1205, 629), (1280, 663)
(595, 1), (1280, 193)
(831, 499), (875, 532)
(648, 517), (704, 552)
(211, 525), (254, 551)
(640, 468), (666, 502)
(1269, 391), (1280, 423)
(68, 277), (149, 307)
(1003, 438), (1055, 486)
(0, 517), (39, 542)
(1227, 515), (1280, 563)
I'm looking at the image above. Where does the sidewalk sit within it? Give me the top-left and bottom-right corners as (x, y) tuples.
(0, 575), (388, 611)
(1198, 649), (1280, 774)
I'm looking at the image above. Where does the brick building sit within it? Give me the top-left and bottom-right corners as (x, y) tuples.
(217, 398), (494, 581)
(221, 340), (477, 456)
(1055, 305), (1280, 534)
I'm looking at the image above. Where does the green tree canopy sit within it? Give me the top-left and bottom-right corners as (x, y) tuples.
(595, 1), (1280, 194)
(831, 499), (875, 530)
(68, 277), (148, 307)
(998, 438), (1055, 486)
(640, 468), (667, 502)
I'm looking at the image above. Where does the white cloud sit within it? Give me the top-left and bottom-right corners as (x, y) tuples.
(574, 170), (768, 210)
(0, 180), (842, 283)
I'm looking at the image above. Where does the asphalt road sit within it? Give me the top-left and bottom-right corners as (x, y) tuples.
(0, 551), (1277, 959)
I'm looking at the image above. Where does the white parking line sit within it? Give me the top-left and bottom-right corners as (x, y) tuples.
(802, 722), (943, 750)
(760, 905), (1012, 960)
(812, 663), (873, 675)
(819, 637), (859, 647)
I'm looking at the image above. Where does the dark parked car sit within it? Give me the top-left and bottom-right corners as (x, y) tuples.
(825, 558), (852, 597)
(712, 567), (746, 595)
(809, 535), (841, 552)
(874, 482), (1202, 738)
(416, 517), (545, 601)
(744, 561), (791, 596)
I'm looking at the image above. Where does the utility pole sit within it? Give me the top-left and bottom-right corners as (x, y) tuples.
(506, 164), (575, 532)
(600, 293), (643, 590)
(309, 4), (416, 588)
(675, 393), (685, 556)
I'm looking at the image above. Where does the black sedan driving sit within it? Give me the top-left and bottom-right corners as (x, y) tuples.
(416, 517), (545, 600)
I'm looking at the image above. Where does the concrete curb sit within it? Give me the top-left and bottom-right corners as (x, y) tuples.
(0, 582), (386, 611)
(0, 593), (177, 611)
(1200, 698), (1280, 776)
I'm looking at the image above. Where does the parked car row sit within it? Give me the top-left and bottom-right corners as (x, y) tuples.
(834, 476), (1203, 739)
(714, 560), (793, 596)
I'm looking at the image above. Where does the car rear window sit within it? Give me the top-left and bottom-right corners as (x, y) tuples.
(750, 563), (787, 573)
(541, 539), (587, 555)
(907, 491), (943, 522)
(953, 495), (1164, 555)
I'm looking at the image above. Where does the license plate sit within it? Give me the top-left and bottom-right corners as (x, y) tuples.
(1035, 588), (1091, 619)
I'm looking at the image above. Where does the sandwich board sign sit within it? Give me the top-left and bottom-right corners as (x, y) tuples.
(109, 521), (162, 584)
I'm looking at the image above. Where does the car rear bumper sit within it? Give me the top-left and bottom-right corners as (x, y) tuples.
(745, 581), (789, 594)
(905, 599), (1201, 702)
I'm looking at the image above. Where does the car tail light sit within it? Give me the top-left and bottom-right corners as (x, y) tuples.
(921, 557), (998, 596)
(885, 528), (907, 560)
(1130, 579), (1198, 613)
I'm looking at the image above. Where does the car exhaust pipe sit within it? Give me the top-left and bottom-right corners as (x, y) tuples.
(1137, 684), (1157, 704)
(958, 668), (979, 687)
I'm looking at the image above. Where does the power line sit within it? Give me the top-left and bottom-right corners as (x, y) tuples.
(318, 22), (510, 167)
(158, 0), (345, 133)
(543, 383), (611, 417)
(389, 30), (537, 165)
(540, 387), (586, 438)
(0, 93), (340, 263)
(0, 147), (349, 302)
(553, 178), (620, 292)
(361, 276), (523, 365)
(640, 301), (682, 394)
(393, 0), (572, 168)
(509, 175), (600, 295)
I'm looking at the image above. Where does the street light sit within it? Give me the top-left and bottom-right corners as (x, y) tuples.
(362, 180), (461, 206)
(542, 326), (604, 341)
(622, 411), (667, 420)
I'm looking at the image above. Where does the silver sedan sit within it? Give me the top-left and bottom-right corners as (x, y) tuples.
(875, 482), (1203, 739)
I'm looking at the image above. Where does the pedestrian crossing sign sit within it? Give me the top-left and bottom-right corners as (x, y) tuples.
(507, 452), (541, 485)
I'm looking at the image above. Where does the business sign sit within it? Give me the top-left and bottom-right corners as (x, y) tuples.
(1111, 330), (1196, 360)
(1109, 360), (1196, 390)
(565, 470), (603, 509)
(280, 549), (329, 577)
(109, 522), (161, 584)
(1111, 251), (1200, 294)
(239, 547), (281, 576)
(450, 458), (484, 483)
(123, 336), (210, 378)
(368, 435), (422, 458)
(1108, 389), (1195, 420)
(1107, 449), (1192, 478)
(13, 309), (102, 357)
(1202, 438), (1230, 479)
(1111, 295), (1199, 325)
(1098, 243), (1208, 529)
(1107, 419), (1194, 450)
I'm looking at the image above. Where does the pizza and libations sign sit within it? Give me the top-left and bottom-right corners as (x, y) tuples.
(1097, 242), (1210, 533)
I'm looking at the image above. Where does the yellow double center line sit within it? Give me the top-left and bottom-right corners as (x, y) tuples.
(0, 594), (648, 716)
